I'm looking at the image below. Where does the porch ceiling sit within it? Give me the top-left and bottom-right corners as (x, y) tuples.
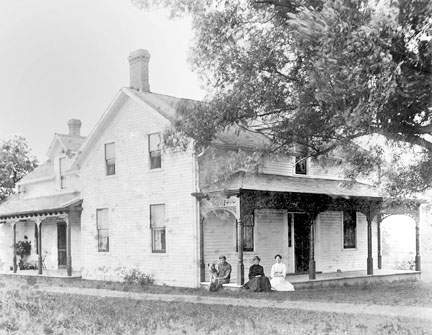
(0, 192), (81, 219)
(221, 173), (381, 199)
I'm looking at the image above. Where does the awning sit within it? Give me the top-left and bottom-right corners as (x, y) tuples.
(0, 192), (82, 219)
(206, 173), (382, 199)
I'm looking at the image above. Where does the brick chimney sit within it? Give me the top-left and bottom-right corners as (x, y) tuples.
(68, 119), (82, 136)
(128, 49), (151, 92)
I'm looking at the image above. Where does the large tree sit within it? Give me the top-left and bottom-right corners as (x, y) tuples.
(0, 135), (38, 201)
(133, 0), (432, 197)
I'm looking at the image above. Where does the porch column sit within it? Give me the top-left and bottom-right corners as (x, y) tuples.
(237, 218), (244, 285)
(308, 219), (316, 280)
(12, 222), (17, 273)
(415, 216), (421, 271)
(65, 215), (72, 276)
(200, 217), (205, 282)
(367, 215), (373, 275)
(36, 218), (43, 275)
(377, 214), (382, 270)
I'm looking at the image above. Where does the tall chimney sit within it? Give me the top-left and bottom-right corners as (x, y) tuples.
(68, 119), (82, 136)
(128, 49), (151, 92)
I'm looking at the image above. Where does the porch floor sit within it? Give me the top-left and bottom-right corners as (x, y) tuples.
(4, 269), (81, 279)
(201, 269), (421, 290)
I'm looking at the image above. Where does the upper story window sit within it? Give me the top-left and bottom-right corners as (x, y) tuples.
(150, 204), (166, 253)
(149, 133), (161, 169)
(59, 157), (66, 189)
(295, 156), (307, 175)
(105, 142), (115, 176)
(97, 208), (109, 252)
(343, 210), (357, 249)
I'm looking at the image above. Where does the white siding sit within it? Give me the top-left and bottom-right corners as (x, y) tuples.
(80, 98), (198, 287)
(316, 211), (378, 272)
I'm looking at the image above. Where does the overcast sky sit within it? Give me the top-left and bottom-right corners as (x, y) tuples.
(0, 0), (204, 161)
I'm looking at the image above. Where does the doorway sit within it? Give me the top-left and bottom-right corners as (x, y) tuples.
(57, 222), (67, 269)
(294, 213), (310, 274)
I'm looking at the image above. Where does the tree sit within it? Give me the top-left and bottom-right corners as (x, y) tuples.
(133, 0), (432, 197)
(0, 135), (38, 201)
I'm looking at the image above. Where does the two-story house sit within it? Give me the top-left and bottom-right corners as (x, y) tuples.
(0, 49), (421, 288)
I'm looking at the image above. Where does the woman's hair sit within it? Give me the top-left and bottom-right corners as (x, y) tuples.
(274, 254), (282, 259)
(252, 256), (261, 262)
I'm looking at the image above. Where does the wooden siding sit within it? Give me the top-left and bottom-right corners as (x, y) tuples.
(316, 211), (378, 272)
(80, 98), (198, 288)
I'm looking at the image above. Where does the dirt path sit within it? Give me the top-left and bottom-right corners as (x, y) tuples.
(37, 285), (432, 321)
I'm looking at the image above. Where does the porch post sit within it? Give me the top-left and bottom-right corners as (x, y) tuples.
(36, 218), (43, 275)
(12, 222), (17, 273)
(377, 214), (382, 270)
(415, 216), (421, 271)
(65, 215), (72, 276)
(237, 218), (244, 285)
(367, 215), (373, 275)
(308, 218), (316, 280)
(200, 217), (205, 282)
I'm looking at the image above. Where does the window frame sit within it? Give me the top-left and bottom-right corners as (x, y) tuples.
(96, 208), (110, 252)
(294, 156), (307, 175)
(343, 210), (357, 249)
(150, 204), (166, 253)
(236, 214), (254, 252)
(59, 156), (67, 189)
(105, 142), (116, 176)
(148, 133), (162, 170)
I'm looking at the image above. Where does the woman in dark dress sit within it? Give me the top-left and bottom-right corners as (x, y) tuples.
(243, 256), (272, 292)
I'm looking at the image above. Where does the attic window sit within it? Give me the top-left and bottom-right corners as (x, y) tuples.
(295, 156), (307, 175)
(149, 133), (161, 169)
(105, 142), (115, 176)
(59, 157), (66, 189)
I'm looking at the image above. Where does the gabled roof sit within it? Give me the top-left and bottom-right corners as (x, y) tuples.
(18, 160), (55, 185)
(46, 133), (86, 158)
(205, 173), (382, 199)
(0, 192), (81, 219)
(212, 125), (271, 150)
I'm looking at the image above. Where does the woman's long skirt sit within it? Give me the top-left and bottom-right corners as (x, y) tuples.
(243, 276), (272, 292)
(270, 277), (295, 291)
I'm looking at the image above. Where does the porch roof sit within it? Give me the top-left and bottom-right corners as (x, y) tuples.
(0, 192), (82, 219)
(221, 174), (382, 199)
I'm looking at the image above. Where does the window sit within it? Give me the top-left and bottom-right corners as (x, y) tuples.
(343, 210), (356, 249)
(237, 215), (254, 252)
(149, 133), (161, 169)
(97, 209), (109, 252)
(59, 157), (66, 189)
(150, 204), (166, 253)
(295, 156), (307, 175)
(105, 142), (115, 176)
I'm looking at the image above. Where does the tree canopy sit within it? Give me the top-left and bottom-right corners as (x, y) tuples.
(0, 135), (38, 201)
(133, 0), (432, 197)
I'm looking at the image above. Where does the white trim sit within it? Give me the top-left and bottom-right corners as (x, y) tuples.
(18, 175), (55, 186)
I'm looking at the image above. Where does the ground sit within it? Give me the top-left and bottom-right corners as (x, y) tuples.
(0, 275), (431, 334)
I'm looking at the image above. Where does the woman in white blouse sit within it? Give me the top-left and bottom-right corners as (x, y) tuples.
(270, 254), (295, 291)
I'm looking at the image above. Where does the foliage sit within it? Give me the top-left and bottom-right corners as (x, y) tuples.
(133, 0), (432, 197)
(122, 268), (155, 286)
(15, 240), (31, 258)
(394, 257), (416, 270)
(0, 135), (38, 201)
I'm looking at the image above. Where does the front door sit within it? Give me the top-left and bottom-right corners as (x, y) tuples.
(294, 213), (310, 274)
(57, 222), (67, 269)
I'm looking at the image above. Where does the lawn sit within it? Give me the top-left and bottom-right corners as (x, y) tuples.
(0, 275), (431, 334)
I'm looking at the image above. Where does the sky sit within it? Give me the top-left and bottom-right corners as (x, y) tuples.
(0, 0), (204, 162)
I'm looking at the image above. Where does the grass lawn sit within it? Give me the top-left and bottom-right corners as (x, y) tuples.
(0, 275), (431, 334)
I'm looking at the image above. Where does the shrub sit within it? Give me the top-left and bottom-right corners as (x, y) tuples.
(122, 268), (155, 287)
(394, 258), (416, 270)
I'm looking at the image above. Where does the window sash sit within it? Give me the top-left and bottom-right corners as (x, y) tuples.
(152, 228), (166, 252)
(98, 230), (109, 252)
(97, 209), (109, 252)
(295, 156), (307, 175)
(149, 133), (161, 169)
(105, 143), (115, 175)
(59, 157), (66, 189)
(150, 204), (165, 228)
(343, 211), (356, 249)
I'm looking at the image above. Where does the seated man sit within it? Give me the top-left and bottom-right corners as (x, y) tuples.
(215, 255), (231, 291)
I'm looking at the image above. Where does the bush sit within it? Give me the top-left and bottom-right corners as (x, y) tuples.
(122, 268), (155, 287)
(394, 258), (416, 270)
